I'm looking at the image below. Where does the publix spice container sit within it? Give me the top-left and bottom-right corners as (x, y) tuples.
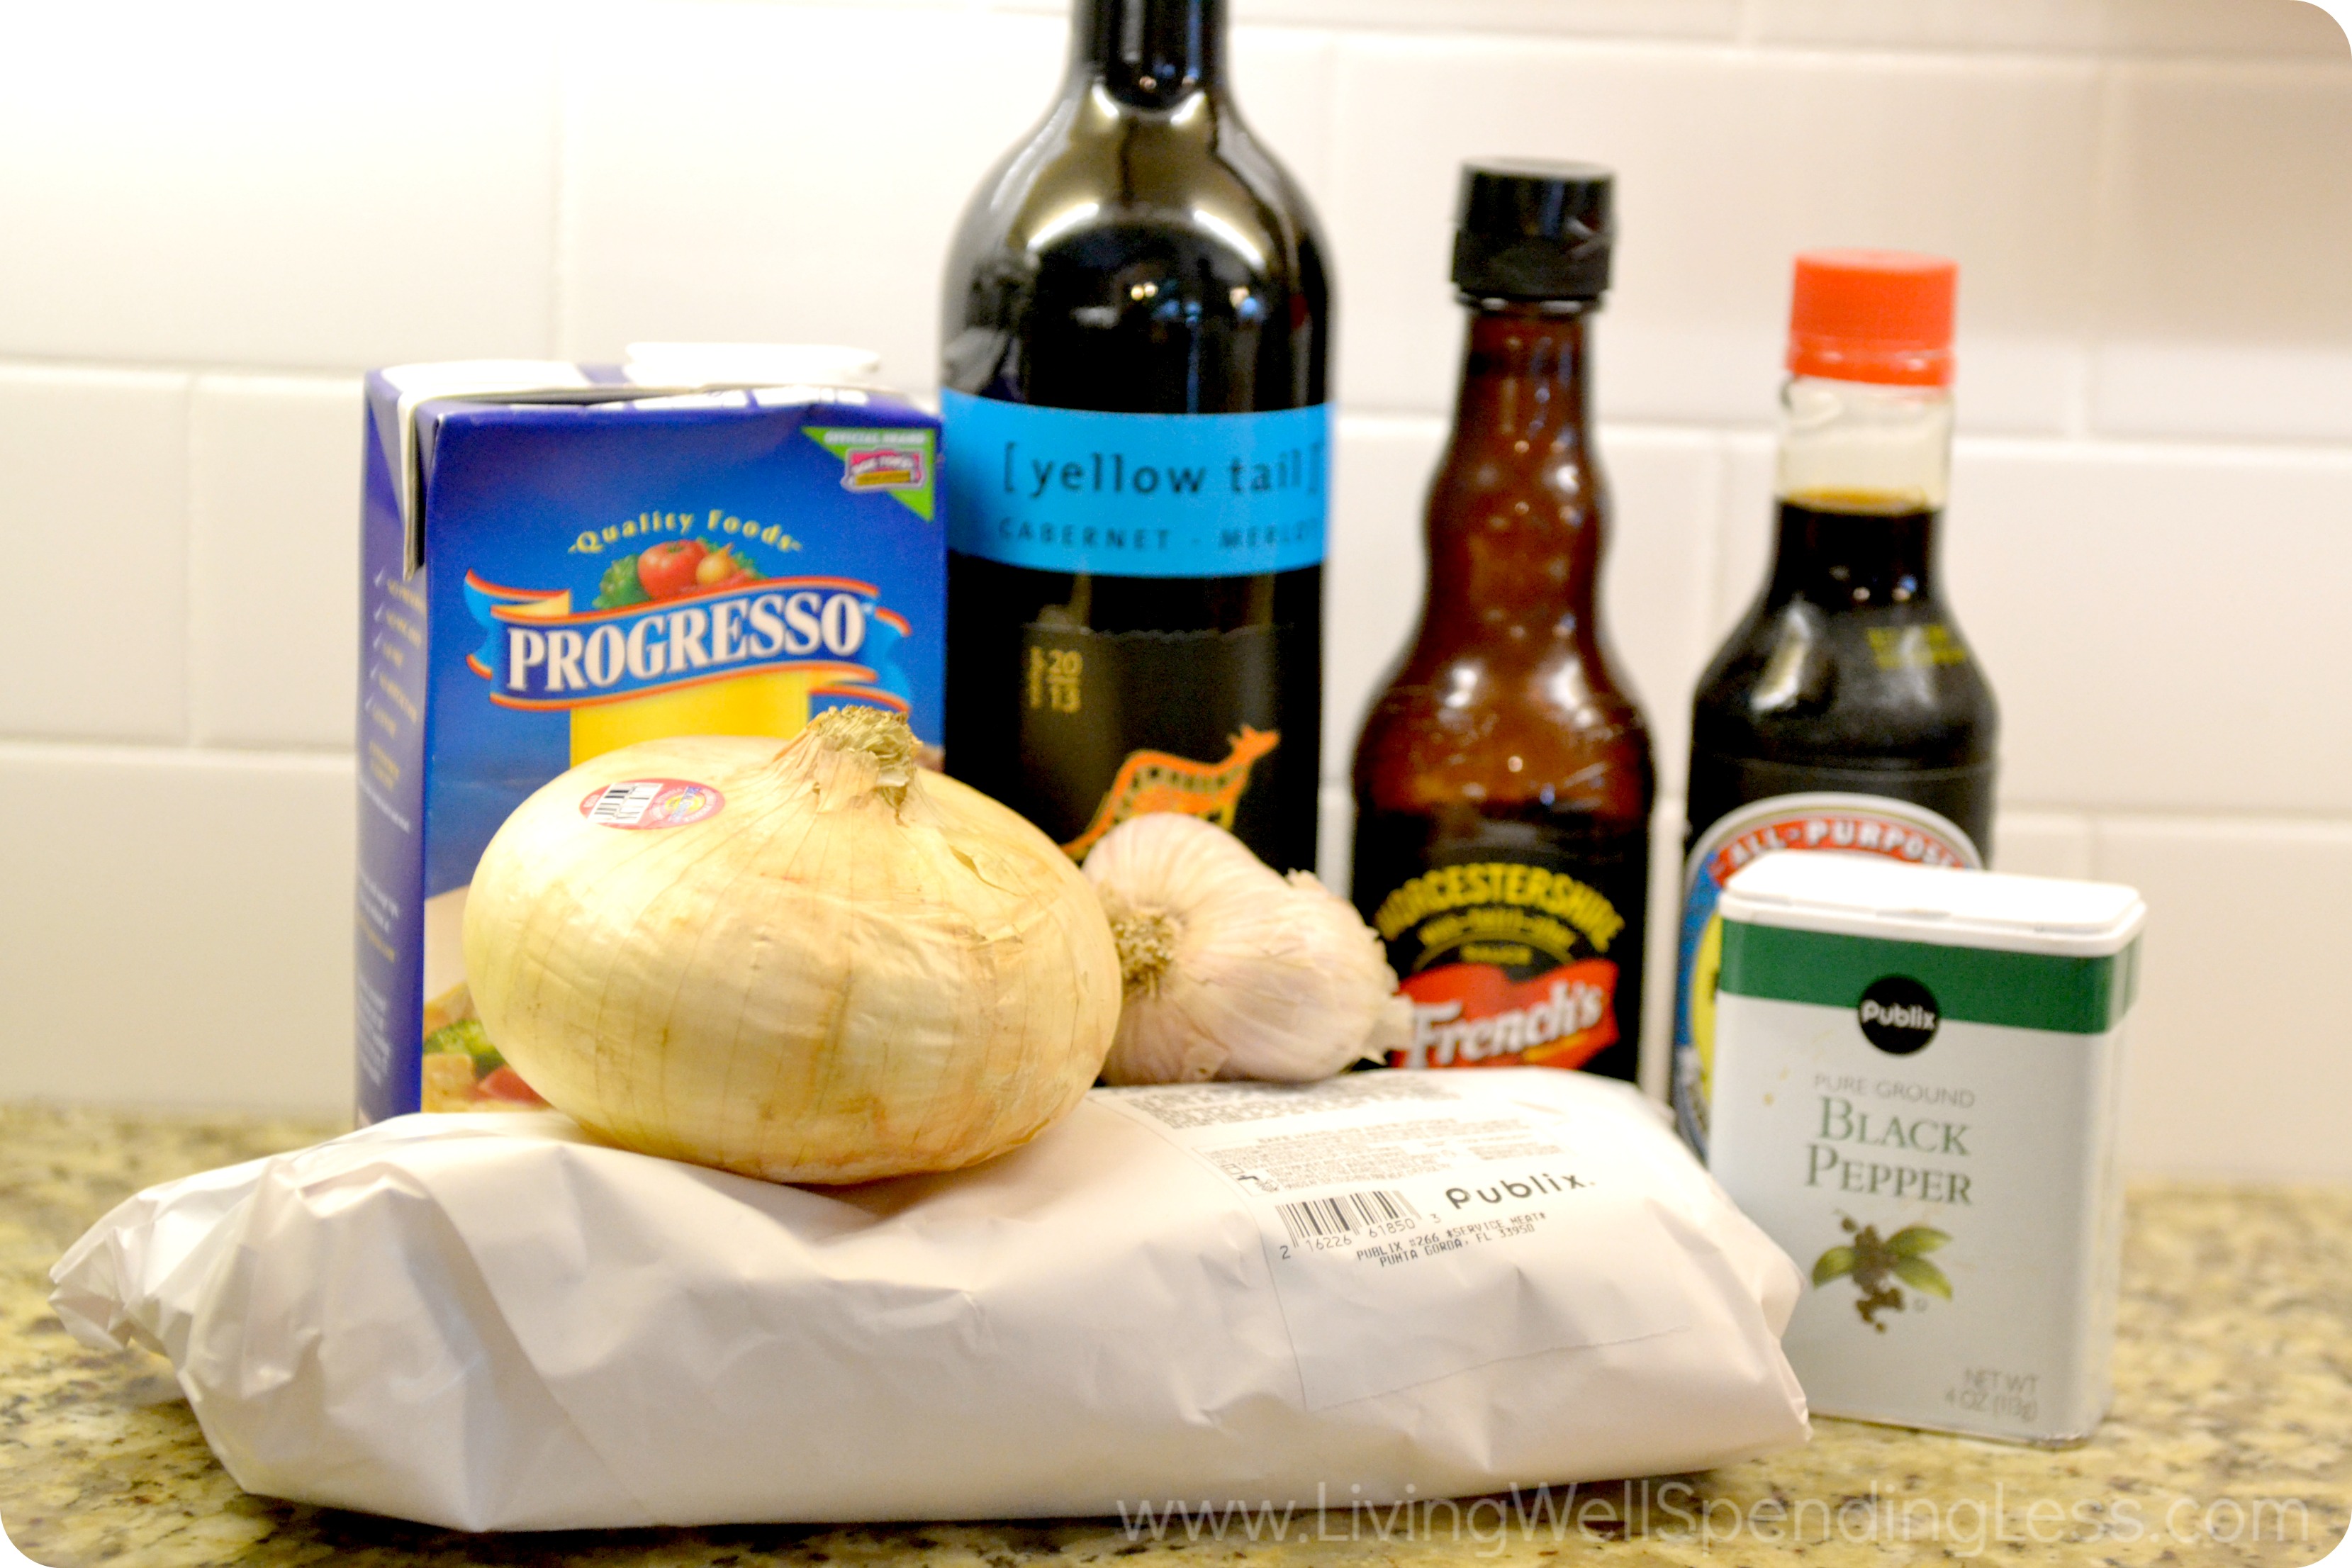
(1705, 853), (2144, 1445)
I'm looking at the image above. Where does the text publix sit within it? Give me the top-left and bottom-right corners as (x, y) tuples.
(1444, 1171), (1589, 1209)
(1861, 999), (1937, 1031)
(1806, 1094), (1974, 1205)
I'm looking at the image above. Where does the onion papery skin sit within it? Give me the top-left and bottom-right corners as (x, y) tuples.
(463, 728), (1120, 1185)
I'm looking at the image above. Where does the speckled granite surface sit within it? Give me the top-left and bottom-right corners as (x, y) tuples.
(2, 1104), (2345, 1567)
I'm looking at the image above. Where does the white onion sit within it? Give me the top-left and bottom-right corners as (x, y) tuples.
(464, 710), (1120, 1183)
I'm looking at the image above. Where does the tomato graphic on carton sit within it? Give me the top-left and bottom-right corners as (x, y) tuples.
(637, 538), (707, 599)
(594, 539), (767, 607)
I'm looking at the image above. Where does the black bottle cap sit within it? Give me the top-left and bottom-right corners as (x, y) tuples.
(1451, 160), (1614, 301)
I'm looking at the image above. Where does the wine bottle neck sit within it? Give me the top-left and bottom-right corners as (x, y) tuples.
(1075, 0), (1226, 107)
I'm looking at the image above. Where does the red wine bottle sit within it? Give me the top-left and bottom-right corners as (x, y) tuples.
(940, 0), (1331, 870)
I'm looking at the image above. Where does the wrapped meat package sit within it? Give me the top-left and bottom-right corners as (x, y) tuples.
(52, 1069), (1807, 1530)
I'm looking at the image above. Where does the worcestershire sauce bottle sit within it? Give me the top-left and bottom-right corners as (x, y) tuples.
(1672, 251), (1999, 1155)
(1351, 163), (1652, 1084)
(939, 0), (1328, 870)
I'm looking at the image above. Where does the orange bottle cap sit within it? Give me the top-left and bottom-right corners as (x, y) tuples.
(1786, 250), (1957, 388)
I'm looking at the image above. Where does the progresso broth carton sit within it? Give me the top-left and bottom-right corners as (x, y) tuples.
(1704, 853), (2144, 1445)
(356, 354), (942, 1123)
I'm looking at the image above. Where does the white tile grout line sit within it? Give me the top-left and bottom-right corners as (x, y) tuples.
(801, 0), (2352, 63)
(5, 354), (2343, 466)
(2076, 52), (2125, 445)
(177, 379), (200, 751)
(0, 739), (357, 773)
(1, 347), (2346, 451)
(1696, 425), (1739, 635)
(4, 727), (2349, 836)
(549, 26), (576, 361)
(1732, 0), (1764, 50)
(0, 354), (368, 385)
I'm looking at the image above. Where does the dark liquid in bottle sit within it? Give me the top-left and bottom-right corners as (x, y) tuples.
(1688, 496), (1998, 853)
(941, 0), (1328, 870)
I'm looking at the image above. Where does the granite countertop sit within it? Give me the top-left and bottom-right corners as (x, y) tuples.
(3, 1105), (2346, 1568)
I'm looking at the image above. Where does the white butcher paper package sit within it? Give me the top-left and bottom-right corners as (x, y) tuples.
(50, 1068), (1808, 1531)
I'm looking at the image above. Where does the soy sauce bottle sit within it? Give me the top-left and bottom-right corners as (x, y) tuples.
(1672, 250), (2000, 1153)
(1350, 163), (1652, 1084)
(939, 0), (1329, 870)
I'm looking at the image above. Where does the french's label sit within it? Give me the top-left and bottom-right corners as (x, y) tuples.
(1353, 815), (1649, 1083)
(1395, 958), (1620, 1073)
(941, 391), (1329, 578)
(1671, 793), (1983, 1155)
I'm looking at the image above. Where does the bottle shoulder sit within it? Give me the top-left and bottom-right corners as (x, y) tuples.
(1692, 593), (1998, 767)
(942, 82), (1329, 410)
(945, 86), (1326, 291)
(1355, 650), (1654, 820)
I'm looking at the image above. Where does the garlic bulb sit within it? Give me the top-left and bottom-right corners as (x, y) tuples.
(1081, 814), (1410, 1084)
(464, 710), (1120, 1184)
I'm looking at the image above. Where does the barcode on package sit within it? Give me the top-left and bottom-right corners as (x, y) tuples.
(1276, 1189), (1419, 1243)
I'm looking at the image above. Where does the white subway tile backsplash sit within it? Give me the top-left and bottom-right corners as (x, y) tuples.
(1987, 809), (2094, 878)
(1231, 27), (1342, 219)
(2093, 0), (2350, 57)
(0, 4), (556, 370)
(190, 378), (365, 750)
(1316, 780), (1353, 891)
(0, 746), (356, 1113)
(2093, 62), (2352, 440)
(2094, 340), (2352, 447)
(0, 367), (190, 743)
(1945, 439), (2352, 815)
(995, 0), (1743, 40)
(1328, 39), (2100, 430)
(1326, 414), (1445, 777)
(1710, 432), (1776, 637)
(2094, 814), (2352, 1179)
(1600, 427), (1723, 793)
(559, 2), (1067, 386)
(1241, 0), (1738, 39)
(1751, 0), (2348, 58)
(559, 8), (1333, 388)
(1640, 796), (1689, 1100)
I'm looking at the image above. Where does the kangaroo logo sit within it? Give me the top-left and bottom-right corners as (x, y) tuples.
(1060, 727), (1281, 858)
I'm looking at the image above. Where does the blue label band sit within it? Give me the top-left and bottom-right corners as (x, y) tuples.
(941, 391), (1329, 578)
